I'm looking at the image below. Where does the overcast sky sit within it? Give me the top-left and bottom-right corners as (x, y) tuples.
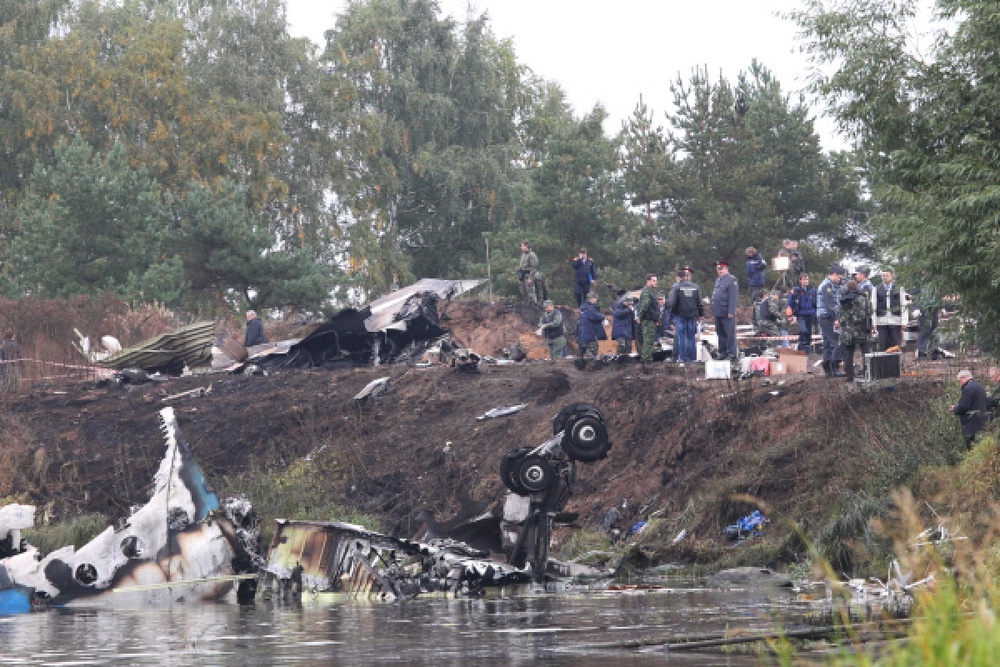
(285, 0), (847, 149)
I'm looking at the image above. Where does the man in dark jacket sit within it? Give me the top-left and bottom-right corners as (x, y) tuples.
(570, 247), (597, 307)
(244, 310), (269, 347)
(788, 273), (818, 352)
(950, 370), (991, 449)
(577, 293), (607, 359)
(710, 260), (739, 360)
(612, 296), (636, 355)
(667, 267), (703, 364)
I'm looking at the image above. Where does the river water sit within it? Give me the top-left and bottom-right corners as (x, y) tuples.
(0, 583), (819, 665)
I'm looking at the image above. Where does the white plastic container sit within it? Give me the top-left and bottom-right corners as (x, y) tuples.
(705, 359), (731, 379)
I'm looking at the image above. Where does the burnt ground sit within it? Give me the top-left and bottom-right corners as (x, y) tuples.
(0, 299), (967, 570)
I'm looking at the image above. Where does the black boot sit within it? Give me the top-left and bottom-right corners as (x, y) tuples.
(822, 361), (831, 377)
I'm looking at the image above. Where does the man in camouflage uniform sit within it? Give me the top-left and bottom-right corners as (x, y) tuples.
(754, 289), (788, 350)
(838, 279), (873, 382)
(637, 274), (659, 366)
(537, 300), (566, 360)
(818, 264), (846, 376)
(518, 241), (540, 304)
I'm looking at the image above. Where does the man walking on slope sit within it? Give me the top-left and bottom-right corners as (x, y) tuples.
(950, 369), (991, 449)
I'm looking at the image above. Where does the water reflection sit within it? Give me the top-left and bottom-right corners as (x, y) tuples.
(0, 584), (815, 665)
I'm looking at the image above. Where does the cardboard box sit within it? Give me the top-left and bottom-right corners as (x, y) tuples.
(705, 359), (731, 379)
(770, 361), (786, 375)
(778, 348), (808, 374)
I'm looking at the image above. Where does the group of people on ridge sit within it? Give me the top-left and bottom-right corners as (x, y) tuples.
(527, 239), (944, 385)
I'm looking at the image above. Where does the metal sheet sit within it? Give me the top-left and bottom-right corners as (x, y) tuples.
(98, 321), (216, 373)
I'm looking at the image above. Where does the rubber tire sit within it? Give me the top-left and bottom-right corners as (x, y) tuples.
(552, 402), (603, 435)
(500, 447), (532, 495)
(515, 455), (556, 494)
(562, 414), (611, 463)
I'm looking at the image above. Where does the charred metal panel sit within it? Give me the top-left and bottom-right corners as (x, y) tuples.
(287, 279), (485, 366)
(97, 321), (216, 373)
(258, 519), (528, 602)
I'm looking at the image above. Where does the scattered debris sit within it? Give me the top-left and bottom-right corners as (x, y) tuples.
(73, 329), (123, 363)
(723, 509), (768, 544)
(476, 404), (528, 422)
(354, 377), (391, 401)
(161, 384), (213, 402)
(450, 347), (481, 371)
(115, 368), (170, 385)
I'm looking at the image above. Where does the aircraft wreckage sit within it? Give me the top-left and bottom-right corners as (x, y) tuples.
(0, 407), (259, 614)
(1, 402), (611, 612)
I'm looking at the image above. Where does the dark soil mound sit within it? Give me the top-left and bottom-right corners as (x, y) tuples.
(0, 298), (964, 570)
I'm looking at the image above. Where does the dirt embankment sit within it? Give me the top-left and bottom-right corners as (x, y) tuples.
(0, 299), (964, 569)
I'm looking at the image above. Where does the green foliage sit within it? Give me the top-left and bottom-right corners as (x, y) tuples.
(5, 137), (181, 303)
(793, 0), (1000, 352)
(24, 513), (108, 558)
(321, 0), (527, 299)
(171, 178), (333, 312)
(813, 491), (892, 575)
(657, 62), (869, 274)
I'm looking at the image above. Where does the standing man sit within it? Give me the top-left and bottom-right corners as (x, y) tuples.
(711, 260), (739, 360)
(754, 289), (787, 351)
(577, 293), (607, 359)
(838, 280), (873, 382)
(667, 267), (703, 364)
(637, 274), (659, 366)
(612, 296), (636, 355)
(518, 241), (540, 304)
(745, 246), (767, 301)
(855, 266), (874, 298)
(244, 310), (269, 347)
(788, 273), (818, 352)
(537, 300), (566, 360)
(873, 268), (907, 351)
(570, 247), (597, 307)
(817, 265), (846, 376)
(950, 370), (991, 449)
